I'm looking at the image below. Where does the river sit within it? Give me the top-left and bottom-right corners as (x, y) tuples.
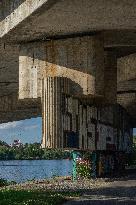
(0, 160), (72, 183)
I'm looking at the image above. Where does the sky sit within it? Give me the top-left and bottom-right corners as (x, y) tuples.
(0, 117), (42, 145)
(0, 117), (135, 145)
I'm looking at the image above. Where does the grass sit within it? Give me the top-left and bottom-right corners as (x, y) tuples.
(0, 190), (79, 205)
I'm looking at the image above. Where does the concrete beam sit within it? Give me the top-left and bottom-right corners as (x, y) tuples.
(0, 0), (58, 39)
(0, 92), (41, 122)
(0, 108), (41, 124)
(1, 0), (136, 44)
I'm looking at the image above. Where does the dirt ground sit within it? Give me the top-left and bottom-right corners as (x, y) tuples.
(64, 173), (136, 205)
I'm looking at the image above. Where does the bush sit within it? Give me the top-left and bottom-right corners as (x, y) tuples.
(76, 158), (91, 179)
(0, 178), (9, 187)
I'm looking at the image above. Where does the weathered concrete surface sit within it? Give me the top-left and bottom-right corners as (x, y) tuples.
(118, 54), (136, 82)
(0, 0), (135, 144)
(0, 42), (19, 97)
(2, 0), (136, 46)
(0, 0), (57, 39)
(0, 37), (135, 128)
(104, 51), (117, 104)
(0, 42), (41, 122)
(38, 38), (132, 150)
(34, 35), (106, 148)
(0, 93), (41, 123)
(117, 54), (136, 124)
(1, 0), (136, 60)
(19, 36), (105, 100)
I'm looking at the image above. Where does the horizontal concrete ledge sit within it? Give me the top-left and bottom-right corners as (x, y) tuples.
(117, 90), (136, 94)
(2, 0), (136, 47)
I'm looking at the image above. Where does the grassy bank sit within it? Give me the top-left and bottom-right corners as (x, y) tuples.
(0, 190), (79, 205)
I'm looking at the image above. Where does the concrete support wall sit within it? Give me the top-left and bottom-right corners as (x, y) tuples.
(118, 53), (136, 82)
(19, 35), (105, 99)
(41, 78), (132, 152)
(0, 35), (132, 153)
(0, 42), (42, 122)
(0, 31), (128, 153)
(0, 43), (19, 97)
(42, 76), (97, 149)
(19, 35), (122, 149)
(104, 51), (117, 104)
(117, 54), (136, 123)
(18, 34), (133, 151)
(19, 43), (45, 99)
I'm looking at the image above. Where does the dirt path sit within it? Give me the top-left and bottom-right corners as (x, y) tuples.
(64, 174), (136, 205)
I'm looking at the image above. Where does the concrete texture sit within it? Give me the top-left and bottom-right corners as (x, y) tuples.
(0, 42), (41, 122)
(117, 54), (136, 124)
(104, 51), (117, 104)
(2, 0), (136, 46)
(0, 0), (51, 38)
(19, 36), (104, 99)
(0, 42), (19, 97)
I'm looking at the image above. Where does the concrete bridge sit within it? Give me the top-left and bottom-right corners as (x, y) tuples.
(0, 0), (135, 151)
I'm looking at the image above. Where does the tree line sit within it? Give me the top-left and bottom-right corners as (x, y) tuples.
(0, 141), (71, 160)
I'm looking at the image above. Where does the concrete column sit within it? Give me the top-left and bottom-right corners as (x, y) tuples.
(104, 51), (117, 104)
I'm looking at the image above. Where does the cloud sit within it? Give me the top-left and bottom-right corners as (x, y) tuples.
(24, 124), (39, 131)
(0, 120), (40, 131)
(0, 121), (23, 130)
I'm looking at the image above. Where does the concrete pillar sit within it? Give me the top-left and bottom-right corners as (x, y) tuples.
(41, 77), (70, 148)
(104, 51), (117, 104)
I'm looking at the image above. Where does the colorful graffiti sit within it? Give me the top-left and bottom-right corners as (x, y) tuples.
(72, 150), (126, 179)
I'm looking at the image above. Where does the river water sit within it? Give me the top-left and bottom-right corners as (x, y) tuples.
(0, 160), (72, 183)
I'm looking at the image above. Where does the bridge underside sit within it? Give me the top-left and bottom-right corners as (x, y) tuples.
(0, 0), (135, 151)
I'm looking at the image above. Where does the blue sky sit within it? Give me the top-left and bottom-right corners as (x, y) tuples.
(0, 117), (42, 145)
(0, 118), (135, 145)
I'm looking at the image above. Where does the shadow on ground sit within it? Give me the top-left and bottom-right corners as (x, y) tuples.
(64, 174), (136, 205)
